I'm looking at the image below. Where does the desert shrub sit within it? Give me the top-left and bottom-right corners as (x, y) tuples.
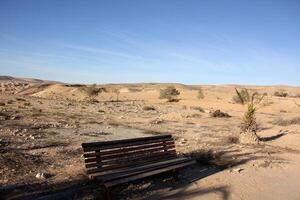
(197, 88), (204, 99)
(274, 91), (288, 97)
(190, 106), (205, 112)
(6, 100), (14, 104)
(142, 105), (155, 111)
(210, 110), (231, 118)
(85, 84), (101, 100)
(15, 97), (26, 101)
(184, 149), (218, 165)
(240, 103), (257, 132)
(234, 89), (265, 143)
(232, 88), (250, 104)
(0, 102), (5, 106)
(225, 135), (239, 144)
(272, 117), (300, 126)
(23, 102), (31, 106)
(159, 86), (180, 102)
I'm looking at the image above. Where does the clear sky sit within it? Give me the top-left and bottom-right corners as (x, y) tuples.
(0, 0), (299, 85)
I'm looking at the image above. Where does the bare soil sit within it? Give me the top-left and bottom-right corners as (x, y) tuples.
(1, 77), (300, 200)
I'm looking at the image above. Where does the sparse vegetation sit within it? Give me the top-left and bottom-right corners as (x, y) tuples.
(274, 91), (288, 97)
(225, 135), (240, 144)
(210, 109), (231, 118)
(190, 106), (205, 112)
(85, 84), (102, 101)
(159, 86), (180, 102)
(113, 88), (120, 102)
(197, 88), (204, 99)
(235, 88), (265, 143)
(142, 106), (156, 111)
(232, 88), (250, 104)
(272, 117), (300, 126)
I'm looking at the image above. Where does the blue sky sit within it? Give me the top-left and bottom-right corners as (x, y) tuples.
(0, 0), (299, 85)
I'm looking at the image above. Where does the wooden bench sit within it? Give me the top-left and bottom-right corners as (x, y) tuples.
(81, 134), (195, 199)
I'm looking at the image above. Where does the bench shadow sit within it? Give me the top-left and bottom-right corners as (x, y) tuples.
(1, 143), (294, 200)
(259, 132), (287, 142)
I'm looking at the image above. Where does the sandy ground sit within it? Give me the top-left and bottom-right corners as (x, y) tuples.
(0, 76), (300, 200)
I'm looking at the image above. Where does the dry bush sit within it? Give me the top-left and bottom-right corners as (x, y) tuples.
(225, 135), (240, 144)
(0, 102), (5, 106)
(15, 97), (26, 101)
(274, 91), (288, 97)
(272, 117), (300, 126)
(210, 110), (231, 118)
(159, 86), (180, 102)
(85, 84), (102, 100)
(197, 88), (204, 99)
(232, 88), (250, 104)
(184, 149), (217, 165)
(190, 106), (205, 112)
(142, 106), (156, 111)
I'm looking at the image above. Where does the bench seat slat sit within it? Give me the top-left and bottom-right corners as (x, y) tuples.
(104, 160), (196, 188)
(93, 157), (192, 181)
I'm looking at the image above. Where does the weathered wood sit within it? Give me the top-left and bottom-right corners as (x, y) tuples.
(85, 150), (177, 168)
(83, 142), (175, 158)
(84, 145), (175, 163)
(82, 134), (171, 148)
(94, 157), (192, 181)
(82, 136), (173, 152)
(81, 134), (195, 198)
(104, 160), (196, 188)
(87, 154), (177, 175)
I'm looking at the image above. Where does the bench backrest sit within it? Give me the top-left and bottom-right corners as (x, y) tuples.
(81, 134), (176, 175)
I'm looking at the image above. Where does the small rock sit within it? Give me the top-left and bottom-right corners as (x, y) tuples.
(233, 168), (244, 173)
(35, 172), (50, 179)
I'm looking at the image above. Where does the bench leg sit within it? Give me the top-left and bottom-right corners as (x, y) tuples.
(172, 169), (179, 181)
(105, 187), (112, 200)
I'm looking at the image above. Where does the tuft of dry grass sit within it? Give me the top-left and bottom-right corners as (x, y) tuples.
(210, 110), (231, 118)
(274, 91), (288, 97)
(159, 86), (180, 102)
(142, 106), (156, 111)
(190, 106), (205, 112)
(225, 135), (239, 144)
(272, 117), (300, 126)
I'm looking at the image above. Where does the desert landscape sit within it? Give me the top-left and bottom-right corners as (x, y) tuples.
(1, 75), (300, 200)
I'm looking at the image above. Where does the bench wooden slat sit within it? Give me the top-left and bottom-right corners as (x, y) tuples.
(82, 134), (171, 148)
(93, 157), (191, 181)
(87, 154), (177, 175)
(84, 142), (174, 158)
(85, 150), (176, 168)
(104, 160), (196, 188)
(82, 137), (173, 152)
(84, 145), (175, 163)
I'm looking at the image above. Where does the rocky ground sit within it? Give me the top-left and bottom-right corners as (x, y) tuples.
(0, 76), (300, 200)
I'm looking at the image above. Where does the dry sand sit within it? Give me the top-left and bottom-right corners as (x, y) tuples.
(0, 76), (300, 199)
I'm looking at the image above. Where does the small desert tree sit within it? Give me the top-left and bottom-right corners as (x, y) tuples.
(235, 88), (265, 143)
(160, 86), (180, 102)
(197, 88), (204, 99)
(232, 88), (250, 104)
(85, 84), (101, 101)
(113, 88), (120, 102)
